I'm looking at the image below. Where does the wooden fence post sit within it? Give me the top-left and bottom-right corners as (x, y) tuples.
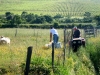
(69, 28), (73, 56)
(52, 43), (54, 71)
(24, 46), (33, 75)
(84, 29), (86, 38)
(63, 28), (66, 66)
(15, 28), (17, 37)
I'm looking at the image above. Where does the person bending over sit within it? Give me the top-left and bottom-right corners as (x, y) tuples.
(50, 26), (59, 43)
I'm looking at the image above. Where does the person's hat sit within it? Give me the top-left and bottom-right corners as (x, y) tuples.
(73, 26), (77, 29)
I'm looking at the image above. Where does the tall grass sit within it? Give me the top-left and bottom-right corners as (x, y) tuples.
(0, 28), (100, 75)
(86, 37), (100, 75)
(0, 28), (63, 74)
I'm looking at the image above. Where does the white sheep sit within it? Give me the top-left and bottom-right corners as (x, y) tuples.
(45, 42), (62, 48)
(0, 36), (10, 44)
(45, 43), (52, 48)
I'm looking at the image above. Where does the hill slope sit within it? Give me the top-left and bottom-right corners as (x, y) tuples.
(0, 0), (100, 17)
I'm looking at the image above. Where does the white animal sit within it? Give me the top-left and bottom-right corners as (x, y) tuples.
(45, 42), (62, 48)
(45, 43), (52, 48)
(0, 36), (10, 44)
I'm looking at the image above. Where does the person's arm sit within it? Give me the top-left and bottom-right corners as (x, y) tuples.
(50, 33), (52, 42)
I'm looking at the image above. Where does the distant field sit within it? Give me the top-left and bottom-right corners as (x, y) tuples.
(0, 0), (100, 17)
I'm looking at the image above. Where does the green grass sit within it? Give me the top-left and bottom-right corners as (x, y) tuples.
(0, 0), (100, 16)
(0, 28), (100, 75)
(0, 28), (64, 74)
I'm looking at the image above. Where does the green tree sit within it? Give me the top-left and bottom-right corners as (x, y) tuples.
(94, 15), (100, 26)
(25, 13), (35, 23)
(84, 12), (91, 17)
(5, 12), (13, 21)
(4, 12), (14, 27)
(13, 14), (21, 27)
(65, 18), (72, 23)
(21, 11), (28, 23)
(43, 15), (53, 23)
(83, 12), (92, 23)
(54, 14), (63, 19)
(53, 22), (59, 28)
(33, 16), (45, 24)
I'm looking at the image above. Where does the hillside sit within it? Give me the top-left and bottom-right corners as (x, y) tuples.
(0, 0), (100, 17)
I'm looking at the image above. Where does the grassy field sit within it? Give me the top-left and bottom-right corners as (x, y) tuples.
(0, 0), (100, 16)
(0, 28), (64, 74)
(0, 28), (100, 75)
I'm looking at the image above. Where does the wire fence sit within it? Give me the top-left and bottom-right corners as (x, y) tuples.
(0, 27), (100, 74)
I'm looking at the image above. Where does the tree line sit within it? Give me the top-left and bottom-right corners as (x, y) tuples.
(0, 11), (100, 28)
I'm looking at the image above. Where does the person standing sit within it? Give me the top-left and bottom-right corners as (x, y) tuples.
(50, 26), (59, 44)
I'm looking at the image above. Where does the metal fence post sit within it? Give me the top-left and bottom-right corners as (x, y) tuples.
(52, 43), (54, 71)
(24, 46), (33, 75)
